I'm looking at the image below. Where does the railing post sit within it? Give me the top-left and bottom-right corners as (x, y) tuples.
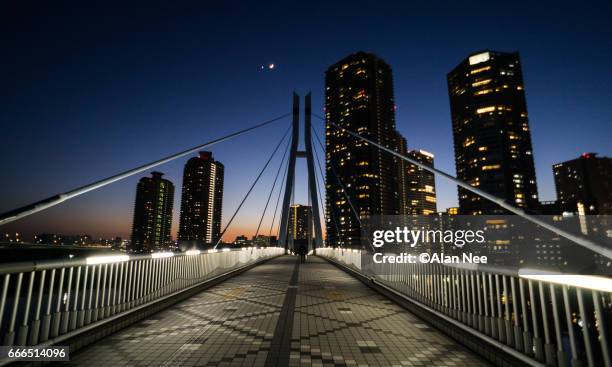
(85, 265), (96, 325)
(17, 271), (35, 345)
(489, 273), (498, 339)
(511, 276), (523, 351)
(60, 267), (73, 335)
(549, 284), (567, 367)
(538, 281), (554, 365)
(519, 278), (532, 356)
(4, 272), (22, 346)
(125, 261), (133, 309)
(495, 274), (505, 344)
(114, 262), (124, 315)
(70, 266), (82, 331)
(593, 291), (611, 367)
(528, 279), (543, 361)
(77, 266), (88, 328)
(100, 264), (109, 319)
(40, 268), (55, 342)
(50, 267), (64, 338)
(476, 271), (484, 333)
(577, 288), (595, 367)
(29, 270), (45, 345)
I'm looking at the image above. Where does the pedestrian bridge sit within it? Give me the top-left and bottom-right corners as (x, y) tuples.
(68, 255), (487, 367)
(1, 103), (610, 366)
(1, 248), (609, 366)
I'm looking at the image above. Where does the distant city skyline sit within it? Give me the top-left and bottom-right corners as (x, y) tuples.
(1, 2), (611, 241)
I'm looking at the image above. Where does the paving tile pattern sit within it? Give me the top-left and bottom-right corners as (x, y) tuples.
(289, 257), (489, 367)
(66, 256), (489, 366)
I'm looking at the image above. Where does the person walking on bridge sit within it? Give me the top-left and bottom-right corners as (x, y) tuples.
(298, 244), (307, 263)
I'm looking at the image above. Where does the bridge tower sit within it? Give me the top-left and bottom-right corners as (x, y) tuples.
(278, 93), (324, 254)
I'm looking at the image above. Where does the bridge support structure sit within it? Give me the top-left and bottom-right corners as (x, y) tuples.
(278, 93), (324, 254)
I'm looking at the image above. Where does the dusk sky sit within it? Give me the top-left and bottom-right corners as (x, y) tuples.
(1, 2), (611, 242)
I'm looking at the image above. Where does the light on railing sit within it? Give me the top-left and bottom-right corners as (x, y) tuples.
(185, 250), (201, 256)
(208, 249), (218, 253)
(222, 248), (231, 252)
(86, 255), (130, 265)
(151, 252), (174, 259)
(519, 269), (612, 293)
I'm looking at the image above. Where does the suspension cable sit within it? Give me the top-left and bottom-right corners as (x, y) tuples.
(312, 126), (374, 250)
(269, 152), (290, 240)
(314, 114), (612, 260)
(214, 124), (291, 249)
(311, 134), (328, 231)
(311, 126), (341, 247)
(0, 113), (291, 227)
(254, 137), (291, 240)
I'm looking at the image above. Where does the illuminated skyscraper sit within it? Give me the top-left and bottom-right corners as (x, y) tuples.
(288, 204), (311, 241)
(130, 172), (174, 252)
(178, 151), (224, 247)
(447, 50), (539, 214)
(553, 153), (612, 214)
(406, 149), (437, 215)
(325, 52), (400, 248)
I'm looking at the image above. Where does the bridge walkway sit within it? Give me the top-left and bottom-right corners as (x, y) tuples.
(67, 256), (488, 366)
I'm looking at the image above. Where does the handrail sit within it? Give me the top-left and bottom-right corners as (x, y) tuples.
(319, 247), (611, 367)
(0, 247), (284, 349)
(0, 247), (253, 275)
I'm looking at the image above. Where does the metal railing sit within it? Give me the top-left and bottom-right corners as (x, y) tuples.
(318, 247), (611, 367)
(0, 247), (283, 348)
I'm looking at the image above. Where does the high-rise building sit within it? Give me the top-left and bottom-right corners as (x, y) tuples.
(447, 50), (539, 214)
(130, 172), (174, 253)
(396, 135), (410, 217)
(553, 153), (612, 214)
(406, 149), (437, 215)
(325, 51), (400, 247)
(178, 152), (224, 248)
(288, 204), (311, 241)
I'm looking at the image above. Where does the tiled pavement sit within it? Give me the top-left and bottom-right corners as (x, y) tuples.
(66, 256), (489, 366)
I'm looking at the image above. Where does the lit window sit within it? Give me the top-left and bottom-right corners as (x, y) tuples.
(482, 165), (501, 171)
(472, 79), (491, 87)
(470, 66), (491, 74)
(474, 89), (492, 96)
(476, 106), (495, 114)
(469, 52), (490, 65)
(462, 137), (475, 147)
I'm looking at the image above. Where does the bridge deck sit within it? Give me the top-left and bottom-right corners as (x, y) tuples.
(69, 256), (488, 366)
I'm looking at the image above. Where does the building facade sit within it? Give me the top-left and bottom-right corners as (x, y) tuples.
(553, 153), (612, 215)
(325, 52), (401, 248)
(178, 151), (224, 248)
(288, 204), (311, 242)
(447, 50), (539, 214)
(406, 149), (437, 215)
(130, 172), (174, 252)
(396, 135), (410, 217)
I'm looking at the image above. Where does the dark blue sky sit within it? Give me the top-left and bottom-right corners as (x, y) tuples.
(2, 1), (611, 240)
